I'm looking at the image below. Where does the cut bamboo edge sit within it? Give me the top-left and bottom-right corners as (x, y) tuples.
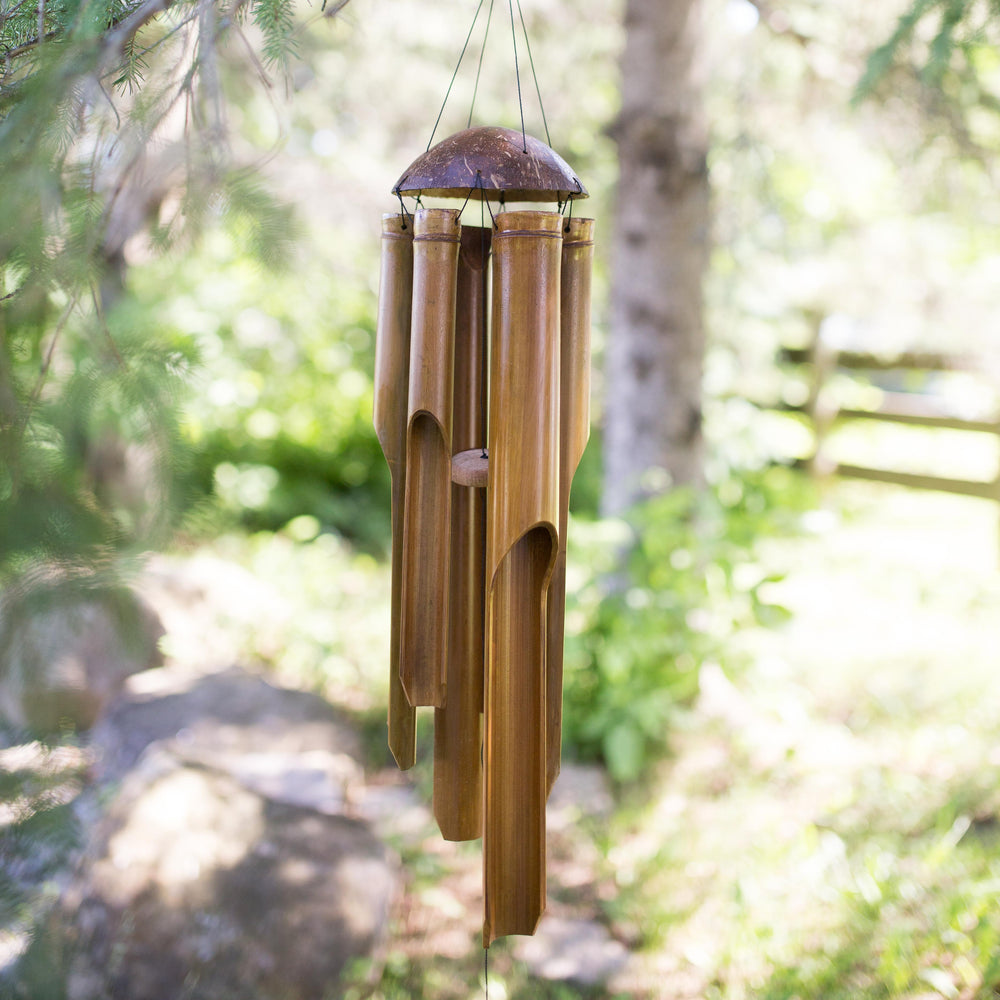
(374, 213), (417, 770)
(376, 203), (596, 948)
(433, 225), (490, 844)
(483, 211), (563, 947)
(399, 208), (461, 710)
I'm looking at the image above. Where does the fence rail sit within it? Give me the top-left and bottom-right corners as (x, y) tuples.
(772, 343), (1000, 511)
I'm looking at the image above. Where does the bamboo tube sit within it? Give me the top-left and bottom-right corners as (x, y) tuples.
(546, 217), (595, 795)
(483, 211), (562, 946)
(399, 208), (461, 708)
(374, 213), (417, 770)
(434, 225), (491, 841)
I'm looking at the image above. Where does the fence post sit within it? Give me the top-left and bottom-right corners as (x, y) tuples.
(804, 312), (836, 479)
(993, 418), (1000, 565)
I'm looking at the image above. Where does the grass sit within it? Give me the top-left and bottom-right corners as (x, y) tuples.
(8, 478), (1000, 999)
(602, 483), (1000, 1000)
(192, 479), (1000, 1000)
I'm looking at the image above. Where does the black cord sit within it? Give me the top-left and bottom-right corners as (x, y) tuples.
(395, 189), (412, 229)
(479, 192), (490, 460)
(468, 0), (496, 128)
(427, 0), (487, 152)
(507, 0), (527, 151)
(483, 192), (498, 230)
(515, 0), (550, 148)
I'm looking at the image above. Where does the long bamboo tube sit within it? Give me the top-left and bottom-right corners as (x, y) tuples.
(434, 225), (491, 841)
(400, 208), (461, 708)
(374, 213), (417, 769)
(483, 211), (562, 946)
(546, 216), (595, 794)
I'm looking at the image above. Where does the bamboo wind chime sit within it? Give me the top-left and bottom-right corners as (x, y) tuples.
(373, 5), (594, 949)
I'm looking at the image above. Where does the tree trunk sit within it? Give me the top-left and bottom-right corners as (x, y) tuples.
(602, 0), (710, 516)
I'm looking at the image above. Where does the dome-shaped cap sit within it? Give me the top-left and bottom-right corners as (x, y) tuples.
(393, 126), (587, 202)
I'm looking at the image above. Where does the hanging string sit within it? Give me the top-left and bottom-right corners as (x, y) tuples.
(515, 0), (551, 149)
(468, 0), (496, 128)
(458, 178), (479, 219)
(484, 946), (490, 1000)
(479, 187), (490, 461)
(429, 0), (550, 156)
(426, 0), (488, 152)
(483, 192), (498, 230)
(506, 0), (527, 152)
(395, 189), (413, 230)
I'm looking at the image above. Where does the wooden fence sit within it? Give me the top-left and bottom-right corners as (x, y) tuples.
(774, 343), (1000, 511)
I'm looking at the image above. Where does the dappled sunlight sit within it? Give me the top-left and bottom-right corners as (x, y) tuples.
(105, 764), (265, 902)
(3, 0), (1000, 991)
(604, 484), (1000, 998)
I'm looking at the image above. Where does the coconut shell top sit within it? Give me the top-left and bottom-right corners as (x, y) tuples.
(393, 126), (587, 203)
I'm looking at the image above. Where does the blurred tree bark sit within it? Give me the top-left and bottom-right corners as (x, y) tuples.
(602, 0), (710, 516)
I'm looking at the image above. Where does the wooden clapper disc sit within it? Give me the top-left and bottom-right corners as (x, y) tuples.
(376, 126), (594, 946)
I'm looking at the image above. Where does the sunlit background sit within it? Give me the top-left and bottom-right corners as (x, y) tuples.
(2, 0), (1000, 996)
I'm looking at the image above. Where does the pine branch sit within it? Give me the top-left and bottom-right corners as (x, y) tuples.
(2, 26), (58, 59)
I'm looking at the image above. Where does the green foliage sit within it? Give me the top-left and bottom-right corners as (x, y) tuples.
(562, 467), (811, 784)
(854, 0), (1000, 155)
(0, 0), (316, 586)
(252, 0), (298, 70)
(131, 226), (389, 550)
(0, 741), (84, 999)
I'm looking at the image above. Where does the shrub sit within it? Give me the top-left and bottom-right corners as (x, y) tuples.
(562, 465), (810, 783)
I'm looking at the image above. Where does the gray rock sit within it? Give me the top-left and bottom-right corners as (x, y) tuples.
(546, 762), (614, 832)
(514, 916), (629, 986)
(8, 666), (398, 1000)
(90, 666), (364, 791)
(52, 751), (396, 1000)
(0, 583), (163, 734)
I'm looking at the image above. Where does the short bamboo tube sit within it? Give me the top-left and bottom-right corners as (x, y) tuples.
(400, 208), (461, 708)
(374, 214), (417, 769)
(483, 211), (562, 946)
(434, 225), (490, 841)
(546, 216), (595, 794)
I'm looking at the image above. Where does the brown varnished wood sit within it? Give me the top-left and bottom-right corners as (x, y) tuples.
(483, 211), (562, 946)
(451, 449), (489, 489)
(484, 528), (550, 944)
(546, 217), (595, 795)
(434, 225), (490, 842)
(399, 208), (461, 708)
(374, 214), (417, 769)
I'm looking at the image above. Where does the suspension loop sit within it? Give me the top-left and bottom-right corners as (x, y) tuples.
(427, 0), (556, 162)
